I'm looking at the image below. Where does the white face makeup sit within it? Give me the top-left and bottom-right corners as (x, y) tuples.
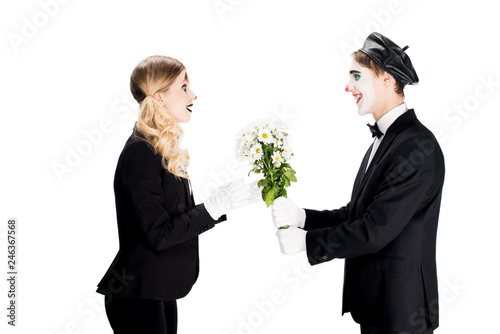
(346, 60), (375, 116)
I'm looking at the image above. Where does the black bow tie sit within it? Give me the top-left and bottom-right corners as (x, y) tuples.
(367, 122), (383, 139)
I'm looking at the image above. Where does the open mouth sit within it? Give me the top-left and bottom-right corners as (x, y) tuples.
(186, 104), (193, 112)
(353, 93), (362, 104)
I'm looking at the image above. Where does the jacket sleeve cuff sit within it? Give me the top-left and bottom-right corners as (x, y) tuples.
(306, 228), (337, 265)
(303, 208), (321, 230)
(215, 214), (227, 224)
(199, 203), (226, 224)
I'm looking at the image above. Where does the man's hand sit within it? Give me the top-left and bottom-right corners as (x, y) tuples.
(271, 197), (306, 229)
(276, 226), (307, 255)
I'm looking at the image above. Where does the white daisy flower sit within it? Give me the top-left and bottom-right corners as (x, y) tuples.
(282, 148), (293, 160)
(250, 144), (263, 160)
(275, 138), (284, 148)
(271, 125), (286, 139)
(250, 120), (267, 134)
(239, 137), (251, 149)
(271, 151), (283, 166)
(237, 149), (248, 159)
(257, 128), (273, 144)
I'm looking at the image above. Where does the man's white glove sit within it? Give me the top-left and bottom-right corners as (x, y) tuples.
(271, 197), (306, 229)
(204, 178), (261, 220)
(276, 226), (307, 255)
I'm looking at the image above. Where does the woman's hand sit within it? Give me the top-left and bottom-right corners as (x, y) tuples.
(204, 178), (261, 220)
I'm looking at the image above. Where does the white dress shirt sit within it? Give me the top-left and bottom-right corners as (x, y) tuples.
(366, 102), (408, 171)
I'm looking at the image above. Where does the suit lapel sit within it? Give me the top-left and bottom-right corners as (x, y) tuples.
(351, 109), (417, 204)
(182, 177), (195, 208)
(132, 125), (196, 208)
(351, 143), (373, 200)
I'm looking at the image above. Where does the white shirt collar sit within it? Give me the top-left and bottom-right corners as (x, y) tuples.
(377, 102), (408, 135)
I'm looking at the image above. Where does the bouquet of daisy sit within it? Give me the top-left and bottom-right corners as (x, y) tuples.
(236, 119), (297, 207)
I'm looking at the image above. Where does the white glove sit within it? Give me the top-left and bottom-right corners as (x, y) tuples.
(204, 178), (261, 220)
(276, 226), (307, 255)
(271, 197), (306, 229)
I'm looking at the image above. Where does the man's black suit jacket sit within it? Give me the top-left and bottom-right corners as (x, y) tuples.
(97, 128), (224, 301)
(304, 109), (444, 332)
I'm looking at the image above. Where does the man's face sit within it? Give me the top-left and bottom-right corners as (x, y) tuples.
(345, 59), (376, 116)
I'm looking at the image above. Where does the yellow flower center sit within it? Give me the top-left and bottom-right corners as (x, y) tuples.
(262, 133), (268, 139)
(256, 148), (261, 153)
(275, 156), (279, 161)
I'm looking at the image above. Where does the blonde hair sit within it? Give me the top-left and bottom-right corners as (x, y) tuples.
(130, 55), (190, 179)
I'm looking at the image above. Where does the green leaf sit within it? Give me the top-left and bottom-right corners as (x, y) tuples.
(281, 162), (291, 169)
(263, 178), (269, 188)
(264, 190), (275, 207)
(282, 174), (291, 187)
(284, 169), (297, 182)
(249, 167), (261, 176)
(272, 184), (281, 197)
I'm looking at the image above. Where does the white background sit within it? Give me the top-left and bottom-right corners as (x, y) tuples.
(1, 0), (499, 333)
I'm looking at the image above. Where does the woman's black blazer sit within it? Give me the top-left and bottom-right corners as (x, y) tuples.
(97, 127), (225, 301)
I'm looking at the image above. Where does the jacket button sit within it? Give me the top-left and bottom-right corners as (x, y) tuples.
(321, 255), (328, 260)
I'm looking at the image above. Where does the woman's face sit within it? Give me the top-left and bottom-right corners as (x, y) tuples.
(155, 70), (196, 123)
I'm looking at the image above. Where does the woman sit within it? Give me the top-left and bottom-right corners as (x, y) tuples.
(96, 55), (259, 334)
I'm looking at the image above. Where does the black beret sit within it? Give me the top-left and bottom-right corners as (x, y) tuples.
(359, 32), (419, 87)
